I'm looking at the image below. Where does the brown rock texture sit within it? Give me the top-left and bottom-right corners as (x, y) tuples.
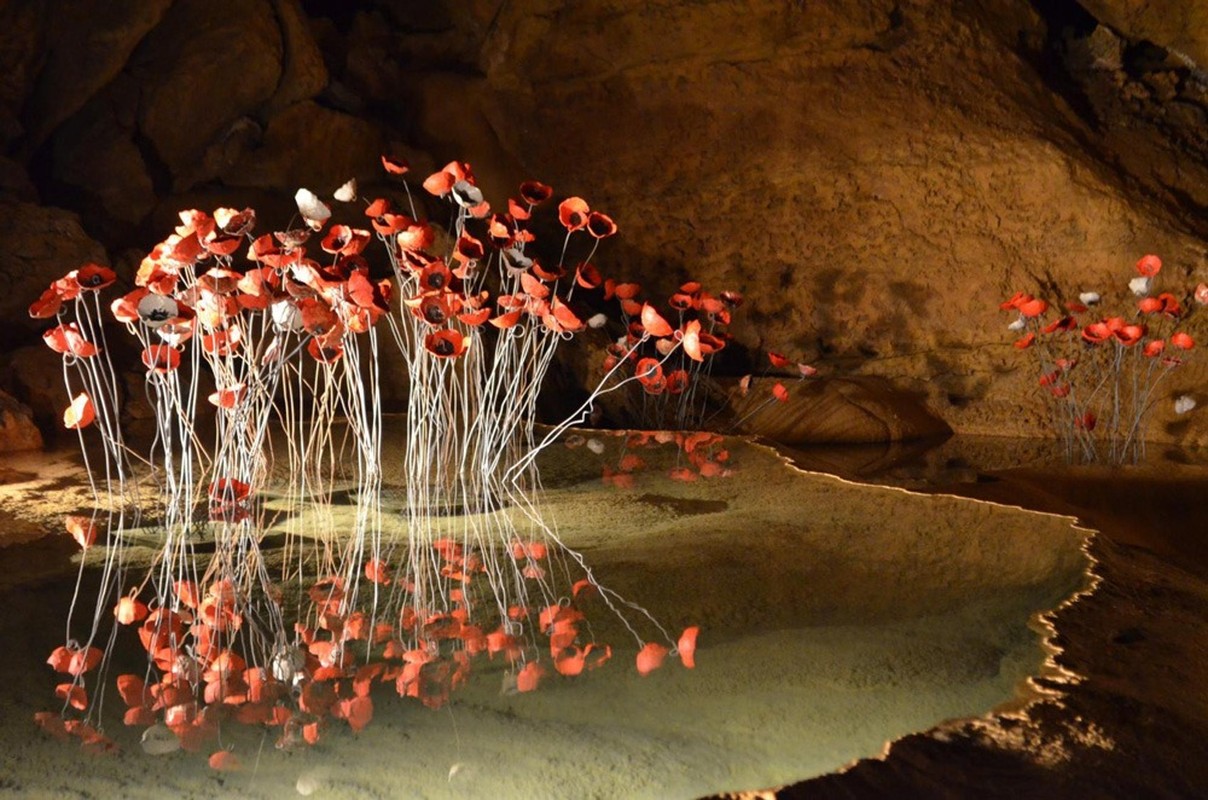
(0, 389), (42, 452)
(0, 203), (106, 346)
(0, 0), (1206, 450)
(127, 0), (285, 183)
(727, 376), (951, 444)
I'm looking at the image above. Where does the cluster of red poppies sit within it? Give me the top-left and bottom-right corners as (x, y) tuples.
(1000, 254), (1204, 455)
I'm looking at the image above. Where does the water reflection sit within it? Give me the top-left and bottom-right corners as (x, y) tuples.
(1, 434), (1090, 799)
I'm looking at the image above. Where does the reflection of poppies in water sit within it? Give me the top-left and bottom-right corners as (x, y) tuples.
(29, 158), (698, 769)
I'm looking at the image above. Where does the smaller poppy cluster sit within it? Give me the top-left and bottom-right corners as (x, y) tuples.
(1000, 253), (1204, 462)
(570, 428), (734, 488)
(595, 280), (745, 428)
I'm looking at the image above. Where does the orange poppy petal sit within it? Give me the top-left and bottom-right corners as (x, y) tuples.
(640, 304), (673, 337)
(677, 626), (699, 669)
(636, 642), (669, 676)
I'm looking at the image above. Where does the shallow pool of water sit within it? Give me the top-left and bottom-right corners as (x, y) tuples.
(0, 433), (1090, 799)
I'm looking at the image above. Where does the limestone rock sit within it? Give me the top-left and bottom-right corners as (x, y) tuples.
(49, 81), (156, 229)
(263, 0), (329, 115)
(726, 376), (951, 445)
(0, 389), (43, 452)
(221, 101), (385, 194)
(20, 0), (171, 151)
(0, 345), (60, 437)
(0, 0), (47, 146)
(395, 0), (1208, 444)
(128, 0), (283, 183)
(0, 203), (107, 347)
(0, 156), (37, 203)
(1081, 0), (1208, 69)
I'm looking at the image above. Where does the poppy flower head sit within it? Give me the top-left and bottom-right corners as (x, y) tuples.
(29, 286), (63, 319)
(424, 329), (469, 358)
(63, 393), (96, 430)
(586, 211), (617, 239)
(1018, 297), (1048, 318)
(141, 344), (181, 373)
(639, 304), (673, 337)
(1171, 331), (1195, 350)
(1113, 324), (1145, 347)
(558, 197), (590, 232)
(519, 181), (553, 205)
(75, 263), (117, 291)
(381, 154), (410, 175)
(1135, 254), (1162, 278)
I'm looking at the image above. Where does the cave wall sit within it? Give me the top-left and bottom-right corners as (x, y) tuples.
(2, 0), (1207, 448)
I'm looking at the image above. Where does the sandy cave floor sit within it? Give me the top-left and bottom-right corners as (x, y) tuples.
(0, 430), (1168, 799)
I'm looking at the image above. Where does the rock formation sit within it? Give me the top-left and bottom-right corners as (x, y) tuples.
(0, 0), (1205, 450)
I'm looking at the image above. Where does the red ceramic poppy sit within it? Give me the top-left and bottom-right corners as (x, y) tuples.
(677, 626), (699, 669)
(1137, 297), (1162, 314)
(320, 225), (370, 256)
(681, 319), (704, 361)
(29, 286), (62, 318)
(1081, 322), (1111, 344)
(208, 383), (247, 409)
(422, 165), (460, 196)
(1041, 316), (1077, 334)
(772, 382), (790, 402)
(507, 197), (531, 221)
(1018, 297), (1048, 318)
(636, 642), (669, 676)
(558, 197), (590, 231)
(1135, 253), (1162, 277)
(1143, 339), (1165, 358)
(419, 262), (453, 293)
(214, 206), (256, 236)
(75, 263), (117, 290)
(519, 180), (553, 205)
(424, 329), (469, 358)
(64, 514), (97, 548)
(1171, 331), (1195, 350)
(575, 262), (602, 290)
(1076, 411), (1097, 431)
(639, 304), (673, 337)
(1014, 332), (1036, 349)
(547, 297), (584, 333)
(586, 211), (617, 238)
(63, 393), (96, 430)
(766, 351), (790, 368)
(720, 290), (743, 307)
(209, 478), (251, 504)
(454, 232), (485, 263)
(115, 595), (149, 625)
(666, 369), (690, 395)
(43, 323), (98, 357)
(307, 337), (344, 363)
(1000, 291), (1029, 311)
(141, 344), (181, 373)
(381, 154), (410, 174)
(1113, 324), (1145, 346)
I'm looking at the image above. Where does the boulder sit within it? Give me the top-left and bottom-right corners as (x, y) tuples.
(0, 389), (43, 452)
(725, 376), (951, 445)
(19, 0), (171, 151)
(0, 203), (107, 347)
(0, 0), (48, 147)
(263, 0), (329, 115)
(0, 346), (60, 439)
(221, 101), (385, 194)
(49, 80), (156, 230)
(1080, 0), (1208, 68)
(127, 0), (283, 185)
